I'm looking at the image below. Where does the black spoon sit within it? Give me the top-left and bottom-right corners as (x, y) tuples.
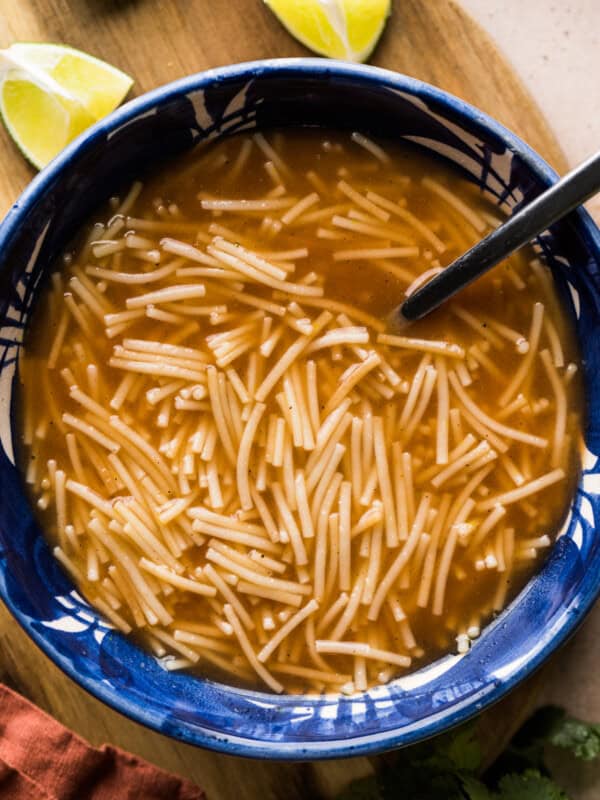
(394, 149), (600, 327)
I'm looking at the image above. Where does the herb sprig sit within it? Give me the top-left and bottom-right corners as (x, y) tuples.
(337, 707), (600, 800)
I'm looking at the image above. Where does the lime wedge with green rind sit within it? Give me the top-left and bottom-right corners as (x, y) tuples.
(264, 0), (391, 62)
(0, 43), (133, 169)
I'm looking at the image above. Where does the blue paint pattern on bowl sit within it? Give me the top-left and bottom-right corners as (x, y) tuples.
(0, 59), (599, 759)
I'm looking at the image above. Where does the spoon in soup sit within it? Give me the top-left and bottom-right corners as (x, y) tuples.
(393, 149), (600, 327)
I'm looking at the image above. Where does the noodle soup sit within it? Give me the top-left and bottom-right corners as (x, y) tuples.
(18, 130), (582, 694)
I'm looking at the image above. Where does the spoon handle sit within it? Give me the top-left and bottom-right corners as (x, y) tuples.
(398, 149), (600, 324)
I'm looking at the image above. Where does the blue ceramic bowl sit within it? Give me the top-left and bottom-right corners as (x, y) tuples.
(1, 59), (599, 760)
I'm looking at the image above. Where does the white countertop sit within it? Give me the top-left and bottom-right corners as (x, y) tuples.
(462, 0), (600, 219)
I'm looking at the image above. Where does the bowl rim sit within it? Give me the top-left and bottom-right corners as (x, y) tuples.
(1, 57), (600, 760)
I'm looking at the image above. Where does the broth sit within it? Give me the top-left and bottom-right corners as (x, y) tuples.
(18, 129), (582, 694)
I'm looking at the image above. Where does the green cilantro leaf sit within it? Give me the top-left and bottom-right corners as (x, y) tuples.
(496, 770), (570, 800)
(436, 724), (482, 772)
(512, 705), (600, 761)
(335, 708), (596, 800)
(548, 715), (600, 761)
(336, 762), (465, 800)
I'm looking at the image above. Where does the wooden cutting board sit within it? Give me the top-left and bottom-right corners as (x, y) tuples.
(0, 2), (566, 798)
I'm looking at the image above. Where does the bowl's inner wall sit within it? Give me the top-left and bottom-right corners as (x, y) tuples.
(1, 64), (600, 757)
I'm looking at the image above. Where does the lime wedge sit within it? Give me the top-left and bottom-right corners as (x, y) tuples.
(264, 0), (391, 62)
(0, 43), (133, 169)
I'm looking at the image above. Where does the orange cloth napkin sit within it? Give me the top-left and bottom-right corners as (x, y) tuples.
(0, 684), (205, 799)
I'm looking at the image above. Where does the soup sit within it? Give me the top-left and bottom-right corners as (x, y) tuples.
(18, 129), (582, 694)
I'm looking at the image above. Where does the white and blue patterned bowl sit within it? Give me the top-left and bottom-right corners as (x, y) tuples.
(1, 59), (599, 759)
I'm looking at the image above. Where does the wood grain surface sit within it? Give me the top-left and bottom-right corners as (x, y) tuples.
(0, 1), (566, 798)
